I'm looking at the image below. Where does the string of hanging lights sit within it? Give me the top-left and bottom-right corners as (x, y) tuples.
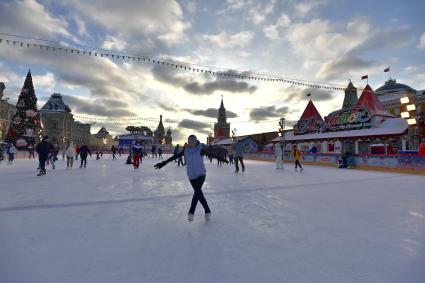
(0, 32), (347, 91)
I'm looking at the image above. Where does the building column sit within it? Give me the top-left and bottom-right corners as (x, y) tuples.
(322, 141), (328, 153)
(402, 138), (407, 151)
(354, 140), (359, 154)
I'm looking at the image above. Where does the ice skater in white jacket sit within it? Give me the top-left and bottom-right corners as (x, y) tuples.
(154, 135), (228, 222)
(66, 142), (77, 169)
(274, 143), (284, 169)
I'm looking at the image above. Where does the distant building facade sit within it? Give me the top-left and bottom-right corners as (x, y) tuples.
(165, 128), (172, 145)
(153, 115), (166, 144)
(0, 82), (16, 141)
(375, 79), (425, 150)
(91, 126), (113, 149)
(40, 93), (92, 146)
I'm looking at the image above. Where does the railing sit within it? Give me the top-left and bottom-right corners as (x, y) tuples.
(245, 152), (425, 172)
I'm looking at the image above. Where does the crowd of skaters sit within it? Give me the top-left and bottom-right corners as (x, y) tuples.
(1, 137), (306, 173)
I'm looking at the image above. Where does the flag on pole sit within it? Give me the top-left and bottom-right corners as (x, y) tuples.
(384, 67), (390, 72)
(361, 75), (368, 80)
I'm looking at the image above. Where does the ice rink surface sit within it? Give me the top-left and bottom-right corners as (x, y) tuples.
(1, 156), (424, 283)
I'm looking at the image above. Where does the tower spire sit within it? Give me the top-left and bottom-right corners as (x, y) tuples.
(214, 95), (230, 139)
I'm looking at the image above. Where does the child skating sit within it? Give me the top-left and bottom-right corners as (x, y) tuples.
(154, 135), (228, 222)
(293, 145), (303, 172)
(132, 142), (142, 170)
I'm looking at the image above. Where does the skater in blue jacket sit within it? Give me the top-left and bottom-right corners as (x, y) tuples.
(154, 135), (228, 222)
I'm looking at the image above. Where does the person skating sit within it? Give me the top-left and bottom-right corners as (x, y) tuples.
(216, 146), (226, 167)
(132, 142), (143, 170)
(79, 144), (92, 168)
(61, 146), (66, 161)
(175, 144), (185, 166)
(125, 155), (132, 165)
(0, 144), (4, 164)
(174, 144), (180, 163)
(274, 143), (284, 169)
(47, 145), (57, 169)
(66, 142), (76, 169)
(28, 144), (35, 159)
(75, 144), (80, 160)
(293, 145), (303, 172)
(232, 139), (245, 173)
(207, 144), (214, 163)
(111, 145), (117, 160)
(36, 136), (54, 176)
(154, 135), (228, 222)
(6, 143), (17, 164)
(151, 145), (156, 158)
(228, 149), (234, 165)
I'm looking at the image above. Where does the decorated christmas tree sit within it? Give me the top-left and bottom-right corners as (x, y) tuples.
(5, 70), (42, 149)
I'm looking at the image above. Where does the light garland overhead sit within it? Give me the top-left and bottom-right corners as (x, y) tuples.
(0, 32), (347, 91)
(72, 114), (180, 124)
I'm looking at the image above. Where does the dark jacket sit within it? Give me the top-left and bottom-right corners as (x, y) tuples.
(132, 145), (142, 155)
(79, 145), (91, 157)
(36, 140), (54, 156)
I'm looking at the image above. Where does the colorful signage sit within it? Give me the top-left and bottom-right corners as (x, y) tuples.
(294, 118), (322, 135)
(323, 107), (372, 132)
(294, 107), (373, 135)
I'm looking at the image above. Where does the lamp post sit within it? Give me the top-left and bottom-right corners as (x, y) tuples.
(232, 128), (237, 141)
(279, 117), (286, 156)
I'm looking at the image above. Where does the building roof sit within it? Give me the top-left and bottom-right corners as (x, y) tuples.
(272, 118), (408, 142)
(211, 138), (234, 145)
(355, 85), (393, 117)
(375, 79), (416, 95)
(94, 127), (109, 138)
(117, 134), (153, 141)
(40, 93), (72, 113)
(342, 81), (358, 109)
(299, 100), (323, 121)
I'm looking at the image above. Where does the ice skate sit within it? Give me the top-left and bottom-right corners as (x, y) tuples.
(37, 170), (46, 176)
(188, 213), (194, 222)
(300, 168), (304, 172)
(205, 212), (211, 221)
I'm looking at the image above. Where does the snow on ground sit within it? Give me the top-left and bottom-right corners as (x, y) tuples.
(0, 156), (424, 283)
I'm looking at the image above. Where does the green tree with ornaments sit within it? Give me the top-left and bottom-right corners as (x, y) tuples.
(5, 70), (43, 149)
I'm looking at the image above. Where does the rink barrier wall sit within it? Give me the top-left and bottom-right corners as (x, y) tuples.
(6, 151), (174, 160)
(245, 152), (425, 175)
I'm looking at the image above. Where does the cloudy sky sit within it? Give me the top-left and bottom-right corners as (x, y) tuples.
(0, 0), (424, 143)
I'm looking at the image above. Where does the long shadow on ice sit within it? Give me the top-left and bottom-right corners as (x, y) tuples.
(0, 175), (402, 213)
